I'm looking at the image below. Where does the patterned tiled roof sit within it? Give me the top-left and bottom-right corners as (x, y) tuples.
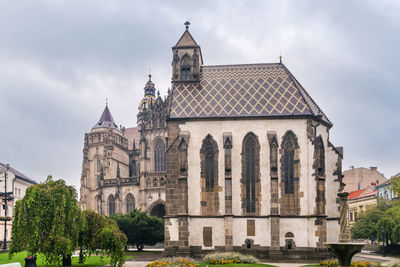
(169, 63), (331, 126)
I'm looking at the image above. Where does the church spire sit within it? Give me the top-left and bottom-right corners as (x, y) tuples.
(93, 103), (118, 129)
(172, 21), (203, 82)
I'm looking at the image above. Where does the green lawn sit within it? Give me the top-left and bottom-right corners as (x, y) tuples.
(0, 251), (111, 266)
(0, 250), (162, 266)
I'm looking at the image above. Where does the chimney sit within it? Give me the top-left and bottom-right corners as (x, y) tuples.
(350, 166), (354, 169)
(370, 167), (377, 171)
(371, 182), (376, 190)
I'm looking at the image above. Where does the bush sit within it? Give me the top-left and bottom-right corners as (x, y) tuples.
(320, 259), (339, 267)
(111, 210), (163, 251)
(351, 261), (382, 267)
(146, 257), (198, 267)
(320, 259), (381, 267)
(203, 252), (257, 265)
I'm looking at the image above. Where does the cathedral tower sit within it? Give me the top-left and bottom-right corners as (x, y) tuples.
(172, 21), (203, 82)
(79, 103), (129, 213)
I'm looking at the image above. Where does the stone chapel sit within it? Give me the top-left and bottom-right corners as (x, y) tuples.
(79, 22), (345, 260)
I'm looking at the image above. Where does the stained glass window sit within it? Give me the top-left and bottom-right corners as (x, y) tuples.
(125, 194), (135, 214)
(108, 195), (115, 215)
(283, 136), (295, 194)
(154, 139), (166, 172)
(245, 136), (256, 213)
(203, 137), (215, 191)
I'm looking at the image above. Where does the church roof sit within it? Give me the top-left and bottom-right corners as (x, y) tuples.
(174, 29), (199, 47)
(93, 104), (118, 129)
(169, 63), (331, 126)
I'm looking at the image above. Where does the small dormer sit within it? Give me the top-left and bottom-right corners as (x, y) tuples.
(172, 21), (203, 82)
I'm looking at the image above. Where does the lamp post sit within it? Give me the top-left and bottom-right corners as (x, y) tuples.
(0, 164), (10, 250)
(381, 225), (385, 257)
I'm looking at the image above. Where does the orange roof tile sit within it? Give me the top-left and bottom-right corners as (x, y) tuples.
(348, 189), (365, 200)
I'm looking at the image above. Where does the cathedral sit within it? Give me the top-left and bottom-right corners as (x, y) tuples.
(79, 74), (168, 218)
(79, 22), (344, 260)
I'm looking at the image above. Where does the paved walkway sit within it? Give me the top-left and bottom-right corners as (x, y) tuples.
(123, 250), (400, 267)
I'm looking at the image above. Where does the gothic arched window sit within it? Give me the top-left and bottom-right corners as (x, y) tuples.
(201, 135), (216, 191)
(97, 158), (101, 173)
(245, 135), (256, 213)
(283, 134), (295, 194)
(154, 139), (166, 172)
(125, 194), (135, 214)
(181, 56), (191, 81)
(108, 194), (115, 215)
(315, 137), (325, 177)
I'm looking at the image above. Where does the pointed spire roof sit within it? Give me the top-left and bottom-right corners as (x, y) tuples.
(93, 104), (118, 129)
(174, 21), (199, 47)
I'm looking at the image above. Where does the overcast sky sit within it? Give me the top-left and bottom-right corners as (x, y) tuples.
(0, 0), (399, 192)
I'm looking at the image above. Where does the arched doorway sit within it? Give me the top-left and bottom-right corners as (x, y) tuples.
(150, 203), (166, 218)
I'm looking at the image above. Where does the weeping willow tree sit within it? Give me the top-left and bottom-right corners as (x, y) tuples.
(9, 176), (80, 266)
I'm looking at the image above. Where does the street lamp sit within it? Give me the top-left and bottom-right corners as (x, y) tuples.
(0, 164), (10, 250)
(381, 225), (385, 257)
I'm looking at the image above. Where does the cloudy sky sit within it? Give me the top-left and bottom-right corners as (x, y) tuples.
(0, 0), (399, 192)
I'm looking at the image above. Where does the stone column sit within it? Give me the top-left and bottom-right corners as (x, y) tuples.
(338, 192), (350, 242)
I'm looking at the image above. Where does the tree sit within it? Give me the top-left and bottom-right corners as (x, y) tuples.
(112, 209), (164, 251)
(79, 210), (127, 267)
(391, 175), (400, 199)
(10, 177), (80, 266)
(351, 198), (400, 248)
(351, 206), (383, 241)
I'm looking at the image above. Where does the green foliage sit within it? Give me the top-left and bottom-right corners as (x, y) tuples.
(203, 252), (257, 265)
(391, 176), (400, 202)
(351, 207), (383, 240)
(351, 196), (400, 246)
(79, 210), (127, 267)
(0, 251), (111, 266)
(9, 178), (80, 265)
(111, 209), (164, 251)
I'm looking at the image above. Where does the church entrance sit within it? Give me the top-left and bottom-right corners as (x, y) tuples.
(150, 203), (166, 218)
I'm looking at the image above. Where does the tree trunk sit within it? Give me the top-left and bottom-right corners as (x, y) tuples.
(79, 247), (84, 264)
(137, 244), (145, 251)
(62, 254), (72, 266)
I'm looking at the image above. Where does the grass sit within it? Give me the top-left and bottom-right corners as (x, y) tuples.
(0, 250), (162, 266)
(0, 251), (111, 266)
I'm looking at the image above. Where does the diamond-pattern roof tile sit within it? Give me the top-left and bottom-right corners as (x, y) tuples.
(169, 63), (331, 125)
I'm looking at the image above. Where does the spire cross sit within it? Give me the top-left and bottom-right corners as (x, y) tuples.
(184, 21), (190, 30)
(149, 67), (152, 81)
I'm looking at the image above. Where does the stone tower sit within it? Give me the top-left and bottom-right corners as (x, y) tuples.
(79, 104), (129, 213)
(172, 21), (203, 82)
